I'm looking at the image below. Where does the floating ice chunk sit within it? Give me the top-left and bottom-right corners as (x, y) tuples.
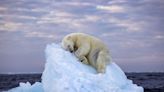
(8, 82), (43, 92)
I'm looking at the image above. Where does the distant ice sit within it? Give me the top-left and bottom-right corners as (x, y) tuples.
(8, 82), (43, 92)
(7, 43), (144, 92)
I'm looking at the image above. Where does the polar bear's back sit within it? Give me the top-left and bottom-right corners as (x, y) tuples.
(69, 33), (108, 49)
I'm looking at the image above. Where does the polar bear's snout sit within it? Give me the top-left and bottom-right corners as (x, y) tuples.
(68, 45), (74, 53)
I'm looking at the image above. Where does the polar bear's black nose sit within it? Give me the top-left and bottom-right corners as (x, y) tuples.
(70, 50), (73, 53)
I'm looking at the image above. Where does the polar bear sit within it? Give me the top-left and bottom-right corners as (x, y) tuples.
(61, 33), (112, 73)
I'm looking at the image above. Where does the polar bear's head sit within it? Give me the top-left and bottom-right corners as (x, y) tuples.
(62, 36), (74, 53)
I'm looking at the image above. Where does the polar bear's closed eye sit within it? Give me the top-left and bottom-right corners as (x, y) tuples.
(62, 37), (74, 52)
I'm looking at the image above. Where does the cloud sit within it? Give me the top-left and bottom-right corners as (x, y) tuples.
(154, 35), (164, 40)
(0, 6), (7, 11)
(104, 16), (147, 32)
(53, 1), (94, 7)
(36, 9), (101, 31)
(82, 15), (100, 22)
(96, 5), (126, 13)
(37, 10), (73, 24)
(108, 0), (128, 4)
(0, 22), (24, 32)
(16, 7), (48, 13)
(119, 39), (151, 48)
(25, 31), (55, 39)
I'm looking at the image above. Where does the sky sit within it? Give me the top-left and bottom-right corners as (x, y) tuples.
(0, 0), (164, 73)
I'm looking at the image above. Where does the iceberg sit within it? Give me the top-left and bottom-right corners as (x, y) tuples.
(8, 43), (144, 92)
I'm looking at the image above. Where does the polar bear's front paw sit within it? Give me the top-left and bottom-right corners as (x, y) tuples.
(81, 57), (89, 65)
(74, 52), (88, 64)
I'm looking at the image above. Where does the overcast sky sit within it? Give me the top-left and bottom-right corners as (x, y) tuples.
(0, 0), (164, 73)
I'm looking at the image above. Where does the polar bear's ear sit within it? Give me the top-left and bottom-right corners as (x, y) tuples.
(67, 36), (71, 40)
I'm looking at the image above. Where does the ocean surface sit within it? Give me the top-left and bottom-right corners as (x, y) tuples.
(0, 73), (163, 92)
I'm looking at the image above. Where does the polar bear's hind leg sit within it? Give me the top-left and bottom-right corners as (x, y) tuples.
(96, 50), (108, 73)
